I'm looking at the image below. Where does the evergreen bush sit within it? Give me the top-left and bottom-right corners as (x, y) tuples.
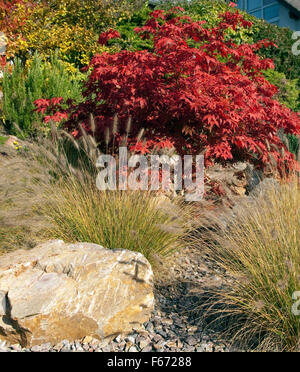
(2, 53), (84, 137)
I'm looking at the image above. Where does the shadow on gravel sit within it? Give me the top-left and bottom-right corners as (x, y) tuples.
(154, 281), (258, 351)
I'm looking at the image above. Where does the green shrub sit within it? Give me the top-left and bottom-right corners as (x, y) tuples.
(115, 4), (153, 51)
(287, 135), (300, 159)
(263, 69), (300, 157)
(263, 69), (299, 112)
(202, 178), (300, 351)
(252, 19), (300, 85)
(2, 53), (84, 137)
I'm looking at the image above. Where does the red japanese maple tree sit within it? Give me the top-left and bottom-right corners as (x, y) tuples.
(35, 6), (300, 171)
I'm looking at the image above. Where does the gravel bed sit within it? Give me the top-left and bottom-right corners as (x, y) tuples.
(0, 246), (243, 352)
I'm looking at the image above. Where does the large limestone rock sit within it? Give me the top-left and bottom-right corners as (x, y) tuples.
(0, 241), (154, 347)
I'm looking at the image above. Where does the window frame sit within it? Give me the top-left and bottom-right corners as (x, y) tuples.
(237, 0), (280, 24)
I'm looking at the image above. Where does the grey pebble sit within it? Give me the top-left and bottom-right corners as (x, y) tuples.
(141, 345), (153, 352)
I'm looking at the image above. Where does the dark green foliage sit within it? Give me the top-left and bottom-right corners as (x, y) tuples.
(263, 69), (299, 112)
(158, 0), (230, 24)
(288, 135), (299, 157)
(113, 3), (153, 51)
(2, 53), (84, 137)
(263, 69), (300, 157)
(252, 20), (300, 84)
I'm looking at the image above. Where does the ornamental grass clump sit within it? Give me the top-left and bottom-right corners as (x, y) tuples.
(42, 180), (195, 265)
(0, 123), (196, 263)
(201, 177), (300, 351)
(38, 123), (197, 264)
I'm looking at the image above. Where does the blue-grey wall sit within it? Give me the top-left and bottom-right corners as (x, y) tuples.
(279, 3), (300, 29)
(237, 0), (300, 30)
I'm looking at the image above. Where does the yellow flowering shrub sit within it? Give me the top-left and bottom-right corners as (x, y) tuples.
(2, 0), (143, 68)
(41, 0), (144, 31)
(15, 20), (111, 69)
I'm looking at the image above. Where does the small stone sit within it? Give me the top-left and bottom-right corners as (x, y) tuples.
(126, 335), (136, 343)
(161, 318), (173, 326)
(95, 340), (109, 349)
(173, 318), (185, 328)
(177, 340), (183, 349)
(101, 345), (111, 352)
(145, 322), (154, 333)
(31, 345), (42, 352)
(187, 326), (198, 334)
(116, 342), (126, 351)
(156, 329), (168, 338)
(186, 336), (198, 346)
(75, 342), (84, 351)
(152, 334), (163, 343)
(139, 340), (149, 349)
(215, 345), (225, 352)
(205, 342), (214, 352)
(114, 335), (122, 343)
(197, 342), (214, 352)
(233, 162), (247, 171)
(201, 335), (210, 342)
(141, 345), (153, 352)
(111, 343), (122, 352)
(196, 344), (206, 352)
(53, 342), (64, 351)
(183, 345), (196, 352)
(129, 346), (139, 352)
(125, 341), (133, 352)
(136, 331), (149, 339)
(153, 342), (164, 351)
(39, 343), (52, 352)
(165, 340), (177, 349)
(82, 336), (93, 344)
(10, 344), (22, 351)
(136, 335), (145, 343)
(166, 330), (177, 338)
(153, 317), (162, 327)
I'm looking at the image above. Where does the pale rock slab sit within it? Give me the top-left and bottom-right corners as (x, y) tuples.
(0, 240), (154, 347)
